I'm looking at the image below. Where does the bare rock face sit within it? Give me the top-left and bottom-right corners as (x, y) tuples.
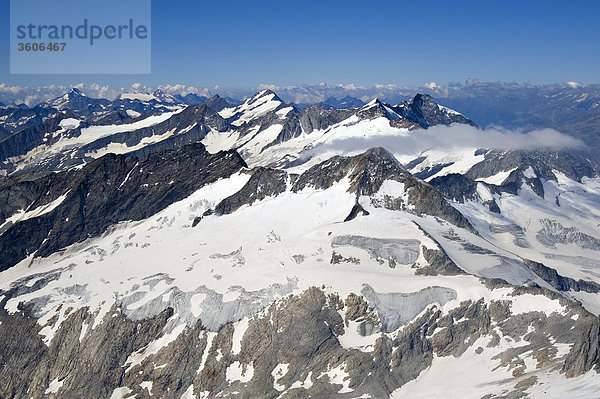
(418, 245), (466, 276)
(203, 94), (234, 112)
(429, 173), (479, 203)
(1, 103), (232, 175)
(1, 283), (598, 398)
(0, 298), (175, 399)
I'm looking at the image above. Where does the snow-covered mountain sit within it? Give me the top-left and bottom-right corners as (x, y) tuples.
(1, 89), (600, 398)
(0, 89), (476, 176)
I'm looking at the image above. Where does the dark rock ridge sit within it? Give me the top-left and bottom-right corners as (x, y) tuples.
(0, 143), (246, 272)
(522, 259), (600, 293)
(269, 105), (356, 147)
(202, 94), (235, 112)
(197, 148), (476, 235)
(419, 246), (467, 276)
(429, 173), (478, 203)
(257, 93), (475, 155)
(222, 90), (289, 125)
(344, 203), (370, 221)
(0, 104), (59, 135)
(37, 88), (185, 126)
(79, 104), (229, 156)
(40, 88), (111, 114)
(425, 150), (598, 209)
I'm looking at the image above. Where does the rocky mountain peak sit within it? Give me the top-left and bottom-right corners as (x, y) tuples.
(355, 98), (401, 122)
(346, 148), (409, 196)
(362, 98), (384, 108)
(151, 89), (179, 104)
(290, 148), (407, 195)
(203, 94), (233, 112)
(42, 88), (108, 112)
(352, 147), (405, 171)
(249, 89), (284, 105)
(410, 93), (435, 107)
(68, 87), (85, 97)
(396, 93), (477, 128)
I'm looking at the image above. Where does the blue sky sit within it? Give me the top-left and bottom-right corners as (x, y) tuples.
(1, 0), (599, 88)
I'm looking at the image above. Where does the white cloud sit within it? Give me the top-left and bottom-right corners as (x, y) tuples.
(310, 124), (584, 159)
(257, 84), (280, 92)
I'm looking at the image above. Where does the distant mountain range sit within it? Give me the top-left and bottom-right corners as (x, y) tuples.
(1, 82), (598, 150)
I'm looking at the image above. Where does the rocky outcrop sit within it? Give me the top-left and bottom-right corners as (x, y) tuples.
(429, 173), (478, 203)
(11, 104), (231, 174)
(213, 167), (288, 216)
(344, 203), (370, 221)
(418, 246), (466, 276)
(429, 173), (501, 213)
(0, 104), (58, 135)
(523, 259), (600, 293)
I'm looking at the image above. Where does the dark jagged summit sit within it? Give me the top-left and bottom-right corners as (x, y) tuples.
(203, 94), (235, 112)
(396, 93), (477, 128)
